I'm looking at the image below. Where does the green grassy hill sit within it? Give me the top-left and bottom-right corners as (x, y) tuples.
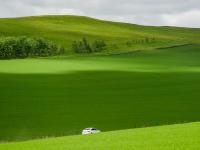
(0, 44), (200, 141)
(0, 122), (199, 150)
(0, 15), (200, 53)
(0, 15), (200, 143)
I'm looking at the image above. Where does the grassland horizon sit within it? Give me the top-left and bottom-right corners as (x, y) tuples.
(0, 15), (200, 55)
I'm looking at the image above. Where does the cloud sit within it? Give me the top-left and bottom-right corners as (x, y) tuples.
(0, 0), (199, 28)
(162, 10), (200, 28)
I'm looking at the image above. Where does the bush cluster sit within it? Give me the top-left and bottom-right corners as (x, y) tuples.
(0, 36), (65, 59)
(126, 37), (156, 47)
(72, 38), (106, 53)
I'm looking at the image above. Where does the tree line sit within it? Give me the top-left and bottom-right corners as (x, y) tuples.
(0, 36), (65, 59)
(72, 38), (107, 53)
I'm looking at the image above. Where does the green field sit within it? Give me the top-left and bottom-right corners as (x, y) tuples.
(0, 44), (200, 141)
(0, 122), (200, 150)
(0, 15), (200, 53)
(0, 15), (200, 149)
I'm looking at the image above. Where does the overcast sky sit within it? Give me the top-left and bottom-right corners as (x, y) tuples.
(0, 0), (200, 28)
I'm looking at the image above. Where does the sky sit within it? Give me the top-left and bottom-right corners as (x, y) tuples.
(0, 0), (200, 28)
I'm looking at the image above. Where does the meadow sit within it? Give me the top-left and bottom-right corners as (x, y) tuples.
(0, 15), (200, 53)
(0, 44), (200, 141)
(0, 122), (199, 150)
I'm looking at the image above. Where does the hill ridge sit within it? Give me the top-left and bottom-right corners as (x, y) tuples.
(0, 15), (200, 54)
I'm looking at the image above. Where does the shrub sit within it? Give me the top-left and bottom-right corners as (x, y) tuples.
(72, 38), (107, 53)
(92, 40), (107, 52)
(0, 36), (65, 59)
(72, 38), (92, 53)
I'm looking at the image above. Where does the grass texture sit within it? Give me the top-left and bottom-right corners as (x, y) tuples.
(0, 15), (200, 53)
(0, 45), (200, 141)
(0, 122), (199, 150)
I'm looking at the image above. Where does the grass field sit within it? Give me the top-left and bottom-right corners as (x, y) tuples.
(0, 15), (200, 53)
(0, 44), (200, 141)
(0, 122), (200, 150)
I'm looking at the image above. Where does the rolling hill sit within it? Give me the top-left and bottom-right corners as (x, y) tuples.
(0, 44), (200, 141)
(0, 122), (199, 150)
(0, 15), (200, 143)
(0, 15), (200, 54)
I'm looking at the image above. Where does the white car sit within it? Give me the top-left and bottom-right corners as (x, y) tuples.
(82, 128), (101, 135)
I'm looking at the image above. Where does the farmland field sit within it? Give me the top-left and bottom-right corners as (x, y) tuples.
(0, 44), (200, 141)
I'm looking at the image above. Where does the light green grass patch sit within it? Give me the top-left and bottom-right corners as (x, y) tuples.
(0, 15), (200, 53)
(0, 45), (200, 74)
(0, 122), (200, 150)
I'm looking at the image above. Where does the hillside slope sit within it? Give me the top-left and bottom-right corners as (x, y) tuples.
(0, 122), (200, 150)
(0, 44), (200, 141)
(0, 15), (200, 53)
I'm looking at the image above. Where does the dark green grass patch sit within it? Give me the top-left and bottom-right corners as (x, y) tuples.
(0, 71), (200, 141)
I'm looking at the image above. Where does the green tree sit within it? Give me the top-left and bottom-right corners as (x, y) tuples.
(0, 36), (65, 59)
